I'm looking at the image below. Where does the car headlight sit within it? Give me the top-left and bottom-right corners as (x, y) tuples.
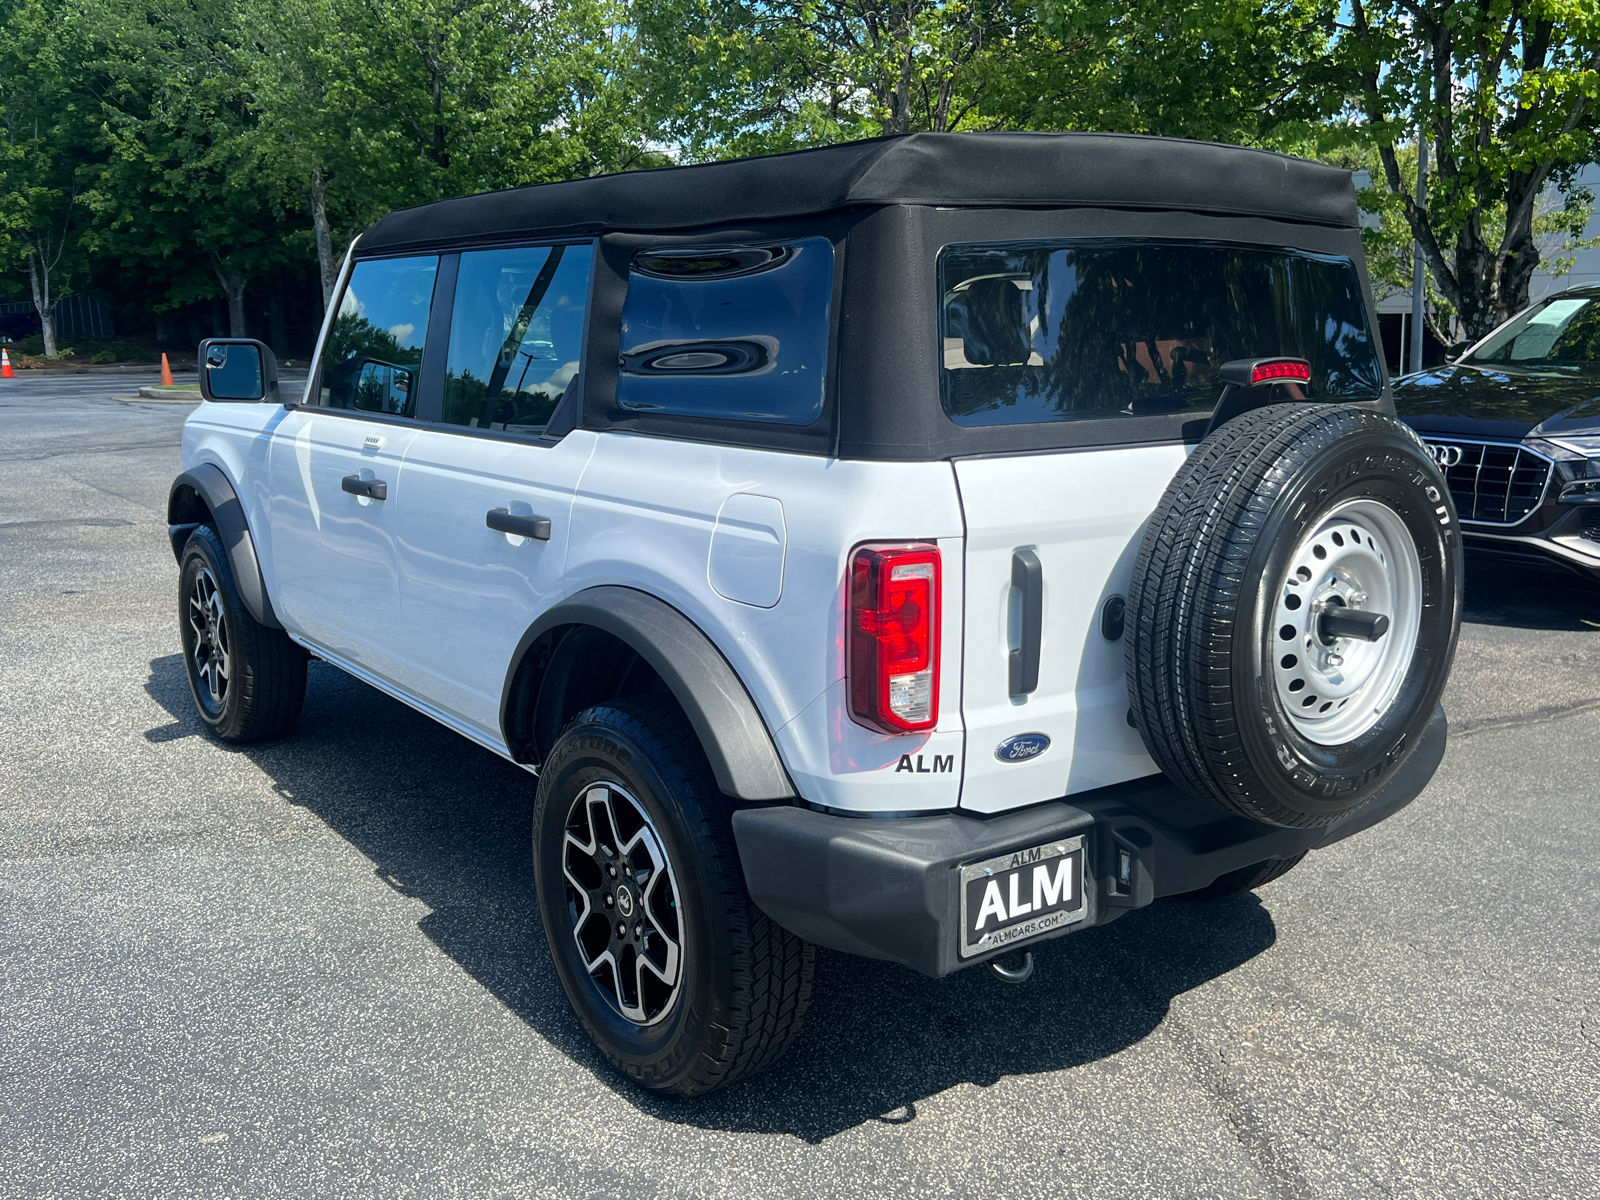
(1526, 437), (1600, 502)
(1542, 434), (1600, 457)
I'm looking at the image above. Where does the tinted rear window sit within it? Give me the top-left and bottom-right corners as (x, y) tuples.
(939, 239), (1383, 427)
(616, 237), (833, 424)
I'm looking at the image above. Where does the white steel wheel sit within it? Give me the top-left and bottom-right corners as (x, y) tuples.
(1269, 498), (1422, 745)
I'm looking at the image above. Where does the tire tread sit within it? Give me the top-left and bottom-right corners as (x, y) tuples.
(1126, 404), (1448, 827)
(181, 525), (306, 743)
(543, 696), (813, 1096)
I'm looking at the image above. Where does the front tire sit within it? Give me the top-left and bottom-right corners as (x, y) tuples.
(178, 524), (307, 743)
(532, 697), (813, 1096)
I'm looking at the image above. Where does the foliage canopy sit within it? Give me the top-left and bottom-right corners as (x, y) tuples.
(2, 0), (1596, 353)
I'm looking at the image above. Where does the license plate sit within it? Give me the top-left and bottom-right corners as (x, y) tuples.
(959, 835), (1087, 959)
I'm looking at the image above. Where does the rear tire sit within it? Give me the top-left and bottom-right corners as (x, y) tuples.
(1126, 404), (1461, 828)
(178, 524), (306, 743)
(532, 696), (813, 1096)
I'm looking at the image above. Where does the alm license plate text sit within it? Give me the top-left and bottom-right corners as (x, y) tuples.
(959, 836), (1087, 959)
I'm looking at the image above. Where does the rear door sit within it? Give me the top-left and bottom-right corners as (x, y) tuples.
(955, 450), (1175, 814)
(393, 242), (597, 739)
(941, 237), (1387, 813)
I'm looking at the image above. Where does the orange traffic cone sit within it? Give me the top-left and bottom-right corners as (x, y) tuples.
(1, 348), (13, 378)
(160, 352), (175, 387)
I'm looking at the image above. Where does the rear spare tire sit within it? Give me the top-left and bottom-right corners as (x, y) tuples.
(1126, 403), (1461, 828)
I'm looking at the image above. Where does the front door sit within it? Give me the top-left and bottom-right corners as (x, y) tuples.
(394, 242), (597, 738)
(265, 253), (438, 686)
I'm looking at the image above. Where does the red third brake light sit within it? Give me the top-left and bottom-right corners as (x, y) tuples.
(1251, 359), (1312, 384)
(849, 544), (941, 734)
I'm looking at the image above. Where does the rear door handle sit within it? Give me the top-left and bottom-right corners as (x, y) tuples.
(341, 474), (387, 500)
(1010, 548), (1042, 697)
(486, 508), (551, 541)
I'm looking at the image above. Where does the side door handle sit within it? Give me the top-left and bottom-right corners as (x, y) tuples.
(486, 508), (551, 541)
(1009, 548), (1042, 697)
(341, 474), (387, 500)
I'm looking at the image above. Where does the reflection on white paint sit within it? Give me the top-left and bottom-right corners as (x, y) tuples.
(295, 418), (321, 530)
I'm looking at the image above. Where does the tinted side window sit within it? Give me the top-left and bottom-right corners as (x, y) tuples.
(316, 256), (437, 416)
(939, 239), (1383, 428)
(442, 243), (594, 433)
(616, 237), (833, 425)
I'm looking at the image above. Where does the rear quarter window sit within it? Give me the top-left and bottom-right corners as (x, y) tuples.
(939, 239), (1383, 428)
(616, 237), (833, 425)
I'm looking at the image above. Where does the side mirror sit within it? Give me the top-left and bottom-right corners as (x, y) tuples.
(199, 338), (279, 403)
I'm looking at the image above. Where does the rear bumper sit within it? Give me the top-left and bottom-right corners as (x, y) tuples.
(733, 705), (1447, 977)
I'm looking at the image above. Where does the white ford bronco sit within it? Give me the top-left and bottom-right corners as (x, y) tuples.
(169, 133), (1461, 1096)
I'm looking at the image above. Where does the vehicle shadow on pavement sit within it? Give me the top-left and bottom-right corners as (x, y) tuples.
(1463, 553), (1600, 631)
(146, 654), (1276, 1143)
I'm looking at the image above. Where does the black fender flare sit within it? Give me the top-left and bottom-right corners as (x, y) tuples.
(502, 586), (796, 802)
(168, 463), (282, 630)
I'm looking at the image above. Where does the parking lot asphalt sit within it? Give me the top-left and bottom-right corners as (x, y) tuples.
(2, 370), (1597, 1200)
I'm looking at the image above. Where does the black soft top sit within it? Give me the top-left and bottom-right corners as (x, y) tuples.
(359, 132), (1358, 253)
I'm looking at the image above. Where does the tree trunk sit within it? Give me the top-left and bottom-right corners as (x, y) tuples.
(27, 251), (58, 358)
(310, 167), (338, 311)
(430, 59), (449, 169)
(267, 276), (289, 356)
(1450, 214), (1498, 341)
(933, 77), (954, 133)
(1496, 167), (1546, 326)
(881, 4), (915, 136)
(209, 251), (249, 337)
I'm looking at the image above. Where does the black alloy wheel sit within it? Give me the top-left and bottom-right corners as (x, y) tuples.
(177, 524), (307, 743)
(562, 780), (685, 1026)
(186, 563), (232, 718)
(532, 697), (813, 1096)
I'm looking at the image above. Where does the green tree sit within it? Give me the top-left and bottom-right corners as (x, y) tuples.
(0, 0), (96, 355)
(1337, 0), (1600, 339)
(244, 0), (654, 304)
(1016, 0), (1341, 144)
(639, 0), (1034, 158)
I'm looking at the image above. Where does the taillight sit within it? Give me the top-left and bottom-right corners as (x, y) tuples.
(1249, 359), (1311, 384)
(848, 544), (940, 734)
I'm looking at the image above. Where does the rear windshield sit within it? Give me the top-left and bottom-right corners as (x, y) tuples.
(1464, 293), (1600, 366)
(939, 239), (1383, 428)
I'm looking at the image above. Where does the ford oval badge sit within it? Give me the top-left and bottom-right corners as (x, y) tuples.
(995, 733), (1050, 763)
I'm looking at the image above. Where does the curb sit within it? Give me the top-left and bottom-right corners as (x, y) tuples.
(130, 387), (202, 403)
